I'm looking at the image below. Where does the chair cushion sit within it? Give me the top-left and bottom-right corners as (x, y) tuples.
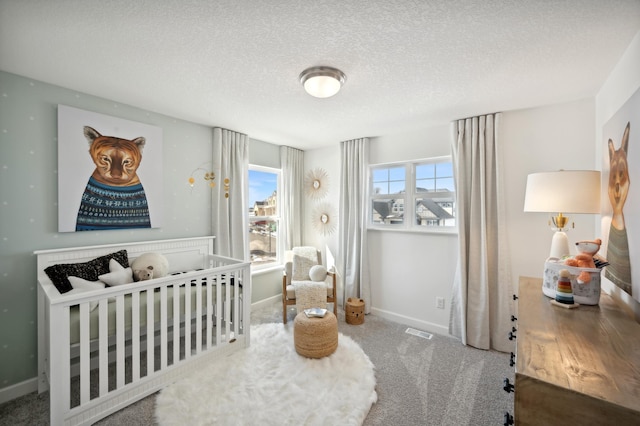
(286, 281), (332, 299)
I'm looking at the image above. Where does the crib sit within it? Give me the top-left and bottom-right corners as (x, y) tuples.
(35, 236), (251, 426)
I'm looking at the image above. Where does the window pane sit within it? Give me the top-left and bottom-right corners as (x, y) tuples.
(415, 197), (455, 227)
(416, 164), (435, 180)
(416, 178), (435, 192)
(389, 167), (405, 181)
(437, 177), (455, 192)
(249, 169), (278, 216)
(249, 219), (277, 265)
(372, 168), (388, 182)
(371, 199), (404, 225)
(436, 162), (453, 177)
(372, 166), (405, 195)
(249, 167), (279, 267)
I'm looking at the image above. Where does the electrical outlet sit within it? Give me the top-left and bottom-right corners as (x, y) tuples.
(436, 297), (445, 309)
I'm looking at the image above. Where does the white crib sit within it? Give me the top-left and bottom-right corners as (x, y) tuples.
(35, 236), (251, 426)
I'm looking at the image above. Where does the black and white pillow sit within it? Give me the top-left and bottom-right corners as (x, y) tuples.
(44, 250), (129, 294)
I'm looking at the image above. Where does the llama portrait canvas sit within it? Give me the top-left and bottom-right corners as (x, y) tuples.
(57, 105), (163, 232)
(601, 88), (639, 302)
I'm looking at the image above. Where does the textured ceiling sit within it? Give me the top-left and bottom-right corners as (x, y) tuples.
(1, 0), (639, 150)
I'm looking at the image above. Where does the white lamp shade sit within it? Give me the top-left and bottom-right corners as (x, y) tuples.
(523, 170), (601, 214)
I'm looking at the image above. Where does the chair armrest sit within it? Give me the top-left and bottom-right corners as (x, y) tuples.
(327, 269), (337, 291)
(282, 261), (292, 289)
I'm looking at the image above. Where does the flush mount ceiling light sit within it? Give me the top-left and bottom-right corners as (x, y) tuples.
(299, 66), (346, 98)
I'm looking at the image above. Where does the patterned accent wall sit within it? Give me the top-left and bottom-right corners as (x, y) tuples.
(0, 71), (213, 393)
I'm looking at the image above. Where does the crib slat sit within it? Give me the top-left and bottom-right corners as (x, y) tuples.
(195, 280), (202, 354)
(98, 299), (108, 396)
(232, 272), (240, 335)
(206, 279), (213, 349)
(116, 295), (125, 388)
(160, 286), (168, 369)
(224, 274), (231, 341)
(172, 285), (180, 364)
(79, 303), (90, 405)
(146, 290), (154, 375)
(48, 304), (70, 423)
(132, 291), (140, 381)
(185, 281), (192, 358)
(216, 274), (222, 344)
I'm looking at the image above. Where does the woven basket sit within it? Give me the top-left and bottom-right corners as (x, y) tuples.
(294, 311), (338, 358)
(345, 297), (365, 325)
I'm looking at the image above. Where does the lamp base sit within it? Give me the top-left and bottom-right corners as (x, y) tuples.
(549, 230), (570, 259)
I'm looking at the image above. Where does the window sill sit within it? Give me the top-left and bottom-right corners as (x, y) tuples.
(367, 226), (457, 236)
(251, 263), (283, 276)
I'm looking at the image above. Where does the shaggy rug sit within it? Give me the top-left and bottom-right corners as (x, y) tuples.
(155, 322), (377, 426)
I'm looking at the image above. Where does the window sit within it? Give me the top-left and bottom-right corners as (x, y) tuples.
(370, 157), (456, 230)
(248, 166), (280, 267)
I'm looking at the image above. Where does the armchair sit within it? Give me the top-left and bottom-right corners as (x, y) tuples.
(282, 246), (337, 323)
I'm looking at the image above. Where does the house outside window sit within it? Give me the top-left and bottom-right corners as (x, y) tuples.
(248, 166), (280, 267)
(370, 157), (456, 231)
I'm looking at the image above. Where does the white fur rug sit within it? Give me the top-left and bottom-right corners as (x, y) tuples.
(155, 322), (377, 426)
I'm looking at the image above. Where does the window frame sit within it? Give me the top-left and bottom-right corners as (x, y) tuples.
(248, 165), (282, 270)
(368, 156), (457, 234)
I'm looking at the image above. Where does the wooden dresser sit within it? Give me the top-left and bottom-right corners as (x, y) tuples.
(514, 276), (640, 425)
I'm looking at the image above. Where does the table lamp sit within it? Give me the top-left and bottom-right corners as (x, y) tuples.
(523, 170), (601, 259)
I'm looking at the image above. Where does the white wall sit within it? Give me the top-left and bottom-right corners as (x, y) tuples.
(303, 145), (341, 273)
(596, 30), (640, 319)
(502, 98), (598, 290)
(265, 30), (640, 333)
(367, 125), (457, 335)
(301, 105), (601, 337)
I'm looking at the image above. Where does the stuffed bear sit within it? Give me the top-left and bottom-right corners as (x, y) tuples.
(564, 239), (601, 284)
(131, 252), (169, 281)
(133, 267), (155, 281)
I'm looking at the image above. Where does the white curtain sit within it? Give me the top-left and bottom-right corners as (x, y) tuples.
(280, 146), (304, 250)
(338, 138), (371, 312)
(449, 114), (512, 352)
(211, 127), (249, 261)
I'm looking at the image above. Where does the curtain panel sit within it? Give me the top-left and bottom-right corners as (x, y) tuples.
(211, 127), (249, 261)
(449, 114), (513, 352)
(280, 146), (304, 250)
(338, 138), (371, 312)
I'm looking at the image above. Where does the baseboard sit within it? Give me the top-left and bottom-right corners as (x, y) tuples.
(0, 377), (38, 405)
(251, 294), (281, 311)
(369, 307), (450, 337)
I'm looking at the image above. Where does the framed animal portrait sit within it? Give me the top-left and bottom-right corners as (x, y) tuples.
(57, 105), (163, 232)
(601, 88), (639, 302)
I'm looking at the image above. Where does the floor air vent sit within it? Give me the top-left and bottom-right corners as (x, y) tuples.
(405, 328), (433, 340)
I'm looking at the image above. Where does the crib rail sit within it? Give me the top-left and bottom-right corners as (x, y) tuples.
(40, 255), (250, 426)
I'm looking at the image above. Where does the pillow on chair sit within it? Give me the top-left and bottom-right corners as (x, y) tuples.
(309, 265), (327, 282)
(292, 253), (318, 281)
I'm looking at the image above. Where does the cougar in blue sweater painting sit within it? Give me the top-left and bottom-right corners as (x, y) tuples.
(75, 126), (151, 231)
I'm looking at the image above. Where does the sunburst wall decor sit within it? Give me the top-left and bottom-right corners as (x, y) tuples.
(304, 168), (329, 200)
(312, 203), (337, 236)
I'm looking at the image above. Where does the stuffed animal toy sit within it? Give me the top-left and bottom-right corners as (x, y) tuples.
(131, 252), (169, 281)
(564, 239), (601, 284)
(133, 267), (155, 281)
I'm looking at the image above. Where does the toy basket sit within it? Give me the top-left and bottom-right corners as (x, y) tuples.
(543, 259), (602, 305)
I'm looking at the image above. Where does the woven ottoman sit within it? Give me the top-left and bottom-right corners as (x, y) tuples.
(293, 311), (338, 358)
